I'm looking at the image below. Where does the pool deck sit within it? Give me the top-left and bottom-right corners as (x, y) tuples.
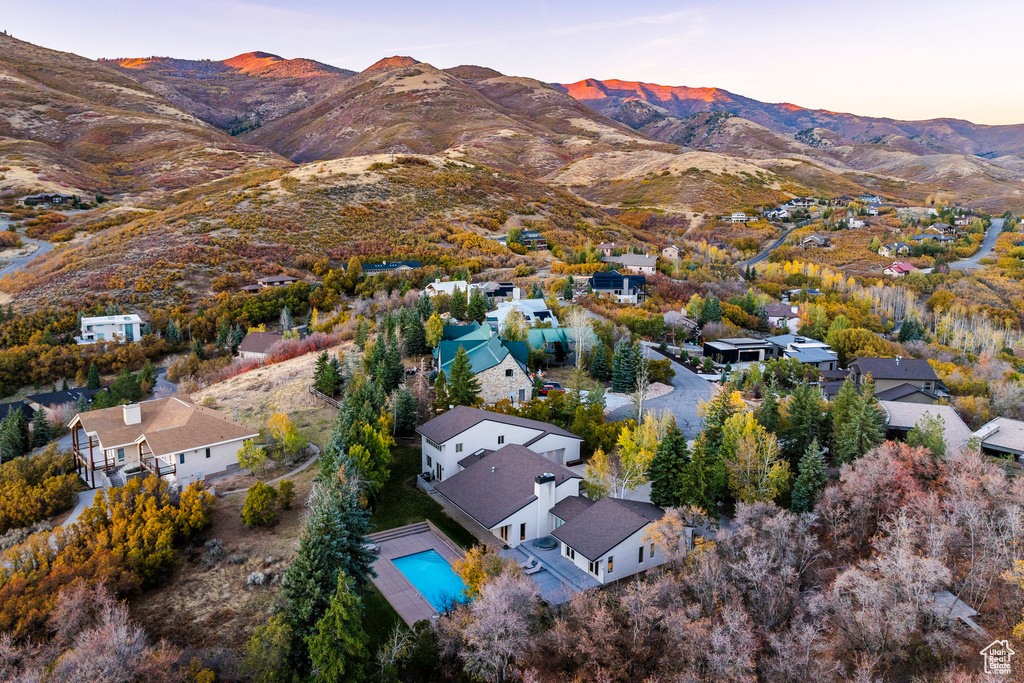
(368, 521), (466, 626)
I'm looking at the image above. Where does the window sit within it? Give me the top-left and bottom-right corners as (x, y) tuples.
(520, 523), (526, 542)
(455, 443), (463, 453)
(607, 556), (614, 573)
(588, 560), (600, 576)
(205, 448), (211, 459)
(499, 525), (510, 542)
(564, 545), (575, 561)
(638, 546), (645, 563)
(650, 543), (655, 558)
(116, 448), (125, 462)
(426, 455), (432, 467)
(425, 437), (444, 452)
(178, 453), (185, 465)
(505, 368), (513, 377)
(498, 435), (505, 445)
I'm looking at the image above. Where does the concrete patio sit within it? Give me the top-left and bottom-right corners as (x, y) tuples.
(502, 537), (601, 606)
(368, 521), (467, 626)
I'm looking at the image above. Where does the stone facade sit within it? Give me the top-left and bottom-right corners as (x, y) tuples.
(475, 354), (533, 405)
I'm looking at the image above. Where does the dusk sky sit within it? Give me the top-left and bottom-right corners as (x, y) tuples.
(5, 0), (1023, 125)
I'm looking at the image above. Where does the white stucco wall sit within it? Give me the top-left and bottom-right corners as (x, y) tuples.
(166, 438), (250, 488)
(560, 524), (668, 584)
(487, 478), (580, 548)
(527, 433), (583, 465)
(421, 420), (545, 481)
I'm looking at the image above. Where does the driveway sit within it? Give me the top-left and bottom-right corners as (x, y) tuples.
(948, 217), (1004, 271)
(606, 343), (715, 439)
(0, 236), (53, 277)
(154, 367), (178, 396)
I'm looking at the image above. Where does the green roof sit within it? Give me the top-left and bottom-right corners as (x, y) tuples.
(527, 328), (574, 350)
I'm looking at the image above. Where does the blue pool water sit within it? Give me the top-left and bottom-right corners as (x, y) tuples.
(391, 549), (469, 611)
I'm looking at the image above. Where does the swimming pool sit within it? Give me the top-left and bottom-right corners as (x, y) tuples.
(391, 549), (469, 611)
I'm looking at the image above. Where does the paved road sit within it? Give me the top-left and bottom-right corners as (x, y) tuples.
(948, 217), (1004, 271)
(735, 219), (811, 268)
(606, 343), (715, 439)
(0, 236), (53, 277)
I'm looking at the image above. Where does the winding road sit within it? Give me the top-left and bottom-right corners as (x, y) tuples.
(947, 217), (1004, 271)
(0, 237), (53, 277)
(736, 219), (812, 268)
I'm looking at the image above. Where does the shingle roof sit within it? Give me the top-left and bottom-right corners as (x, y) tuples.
(879, 401), (971, 450)
(975, 417), (1024, 456)
(256, 275), (299, 284)
(602, 254), (659, 267)
(850, 357), (938, 382)
(28, 387), (102, 407)
(551, 498), (664, 561)
(238, 331), (283, 355)
(875, 383), (938, 402)
(549, 495), (594, 523)
(765, 303), (799, 318)
(72, 397), (259, 454)
(433, 444), (580, 528)
(786, 348), (838, 364)
(417, 405), (581, 444)
(0, 401), (34, 420)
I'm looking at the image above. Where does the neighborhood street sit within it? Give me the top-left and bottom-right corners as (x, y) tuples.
(606, 343), (716, 439)
(948, 217), (1004, 270)
(0, 237), (53, 277)
(735, 219), (810, 268)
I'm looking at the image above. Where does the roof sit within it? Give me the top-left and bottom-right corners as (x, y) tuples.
(879, 401), (971, 449)
(765, 303), (799, 319)
(433, 444), (580, 528)
(549, 495), (594, 523)
(551, 498), (664, 561)
(361, 260), (423, 273)
(436, 334), (525, 375)
(82, 314), (143, 325)
(238, 331), (284, 355)
(72, 397), (258, 455)
(602, 254), (659, 268)
(426, 280), (478, 296)
(28, 387), (101, 407)
(527, 327), (573, 350)
(821, 369), (850, 381)
(257, 275), (299, 284)
(590, 271), (645, 290)
(0, 401), (34, 420)
(875, 383), (938, 402)
(710, 337), (773, 349)
(974, 417), (1024, 456)
(850, 357), (938, 382)
(786, 348), (839, 364)
(766, 334), (828, 347)
(885, 261), (916, 274)
(417, 405), (581, 444)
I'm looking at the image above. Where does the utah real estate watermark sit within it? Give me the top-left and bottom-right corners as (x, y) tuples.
(980, 639), (1015, 676)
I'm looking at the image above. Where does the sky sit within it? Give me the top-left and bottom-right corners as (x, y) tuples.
(4, 0), (1023, 125)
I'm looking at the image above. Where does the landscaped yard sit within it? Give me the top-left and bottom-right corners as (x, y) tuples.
(371, 441), (478, 550)
(363, 584), (403, 653)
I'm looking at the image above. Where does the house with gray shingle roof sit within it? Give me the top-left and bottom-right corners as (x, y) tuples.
(974, 417), (1024, 463)
(417, 405), (583, 482)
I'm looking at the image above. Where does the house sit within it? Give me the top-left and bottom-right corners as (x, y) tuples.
(359, 260), (423, 275)
(661, 245), (681, 260)
(257, 275), (299, 288)
(847, 218), (866, 229)
(424, 279), (483, 298)
(879, 401), (971, 452)
(663, 311), (699, 336)
(597, 242), (623, 257)
(417, 406), (583, 481)
(765, 303), (800, 332)
(497, 231), (547, 250)
(239, 284), (262, 294)
(974, 417), (1024, 463)
(953, 215), (973, 228)
(68, 397), (259, 489)
(866, 204), (880, 216)
(22, 192), (74, 206)
(912, 233), (953, 243)
(432, 323), (533, 405)
(28, 387), (103, 416)
(589, 271), (647, 304)
(848, 356), (942, 395)
(801, 234), (831, 248)
(487, 298), (559, 332)
(0, 401), (35, 423)
(928, 222), (955, 234)
(878, 242), (910, 258)
(829, 195), (854, 207)
(477, 281), (519, 301)
(527, 327), (574, 358)
(77, 314), (143, 345)
(601, 253), (659, 275)
(433, 444), (582, 548)
(859, 194), (884, 204)
(766, 334), (838, 371)
(884, 261), (917, 277)
(552, 497), (670, 585)
(238, 331), (284, 361)
(789, 197), (816, 208)
(764, 208), (789, 221)
(729, 212), (748, 223)
(702, 337), (773, 364)
(874, 383), (940, 404)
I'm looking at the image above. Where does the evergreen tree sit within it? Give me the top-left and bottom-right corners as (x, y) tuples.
(699, 295), (722, 324)
(449, 286), (467, 320)
(306, 571), (369, 683)
(589, 344), (609, 382)
(686, 390), (742, 509)
(754, 390), (780, 435)
(382, 340), (405, 393)
(447, 346), (481, 407)
(828, 377), (859, 450)
(86, 363), (101, 391)
(279, 306), (294, 332)
(404, 316), (428, 356)
(165, 319), (181, 345)
(562, 278), (574, 300)
(313, 352), (341, 396)
(416, 291), (433, 320)
(110, 367), (143, 404)
(366, 338), (386, 375)
(354, 317), (370, 351)
(394, 389), (418, 437)
(191, 338), (206, 360)
(467, 288), (488, 323)
(433, 370), (450, 414)
(611, 340), (636, 393)
(834, 383), (885, 464)
(31, 407), (53, 447)
(216, 317), (230, 347)
(782, 382), (826, 466)
(230, 324), (246, 352)
(647, 425), (690, 508)
(791, 438), (826, 513)
(756, 305), (769, 332)
(140, 358), (157, 388)
(531, 282), (544, 299)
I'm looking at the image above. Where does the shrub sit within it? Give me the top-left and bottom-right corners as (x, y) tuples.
(0, 446), (81, 534)
(278, 480), (296, 510)
(242, 482), (279, 527)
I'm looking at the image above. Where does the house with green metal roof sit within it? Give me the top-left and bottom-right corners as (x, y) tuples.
(433, 323), (533, 404)
(527, 327), (574, 360)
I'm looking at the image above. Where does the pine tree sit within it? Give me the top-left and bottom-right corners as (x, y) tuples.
(754, 390), (780, 435)
(648, 425), (689, 508)
(140, 359), (157, 388)
(86, 363), (101, 391)
(782, 382), (826, 466)
(404, 316), (428, 356)
(230, 324), (246, 352)
(834, 383), (885, 464)
(382, 340), (405, 392)
(562, 278), (573, 300)
(354, 317), (370, 351)
(416, 291), (433, 320)
(394, 389), (418, 436)
(191, 338), (206, 360)
(433, 370), (450, 414)
(611, 340), (636, 392)
(306, 571), (369, 683)
(531, 282), (544, 299)
(313, 352), (336, 395)
(447, 346), (481, 407)
(449, 286), (467, 320)
(31, 407), (52, 448)
(791, 438), (826, 513)
(165, 319), (181, 345)
(216, 317), (230, 347)
(699, 295), (722, 324)
(589, 344), (609, 382)
(467, 288), (488, 323)
(828, 377), (859, 451)
(280, 306), (294, 332)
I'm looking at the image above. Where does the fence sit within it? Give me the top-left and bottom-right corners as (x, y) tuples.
(307, 385), (342, 409)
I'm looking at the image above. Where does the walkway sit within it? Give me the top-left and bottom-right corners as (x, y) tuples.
(607, 343), (715, 439)
(60, 488), (97, 528)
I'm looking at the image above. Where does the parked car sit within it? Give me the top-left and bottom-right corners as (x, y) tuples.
(540, 382), (564, 396)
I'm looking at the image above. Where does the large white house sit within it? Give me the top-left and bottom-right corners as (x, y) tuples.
(487, 298), (559, 332)
(77, 314), (143, 345)
(424, 279), (484, 298)
(416, 405), (583, 482)
(69, 397), (259, 489)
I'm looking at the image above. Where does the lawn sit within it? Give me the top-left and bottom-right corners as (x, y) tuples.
(371, 441), (478, 550)
(363, 584), (403, 654)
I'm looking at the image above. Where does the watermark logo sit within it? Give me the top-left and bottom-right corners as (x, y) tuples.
(980, 639), (1015, 676)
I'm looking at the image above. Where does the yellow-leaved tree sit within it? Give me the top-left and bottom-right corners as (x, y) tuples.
(721, 411), (790, 503)
(452, 546), (522, 599)
(584, 411), (672, 499)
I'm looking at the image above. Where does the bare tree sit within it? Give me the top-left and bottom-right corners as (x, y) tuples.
(631, 356), (650, 422)
(563, 306), (595, 369)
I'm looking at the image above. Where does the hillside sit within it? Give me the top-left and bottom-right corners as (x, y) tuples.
(0, 35), (288, 199)
(106, 52), (355, 134)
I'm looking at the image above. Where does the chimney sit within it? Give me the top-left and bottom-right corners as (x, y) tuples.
(122, 403), (141, 426)
(896, 356), (901, 366)
(534, 473), (556, 538)
(790, 305), (798, 314)
(512, 287), (521, 300)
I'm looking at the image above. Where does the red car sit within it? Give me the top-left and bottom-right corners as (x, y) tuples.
(540, 382), (564, 396)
